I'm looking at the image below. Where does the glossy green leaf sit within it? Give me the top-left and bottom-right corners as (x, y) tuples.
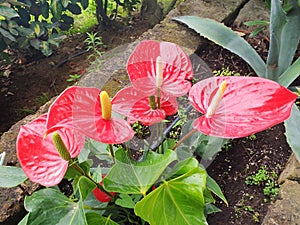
(80, 0), (89, 9)
(50, 0), (62, 20)
(165, 157), (199, 179)
(176, 120), (226, 162)
(103, 149), (177, 195)
(205, 204), (222, 215)
(41, 2), (49, 18)
(0, 27), (16, 42)
(0, 5), (19, 18)
(173, 16), (266, 77)
(86, 213), (118, 225)
(135, 167), (207, 225)
(18, 213), (29, 225)
(0, 166), (27, 188)
(25, 188), (88, 225)
(115, 193), (137, 209)
(284, 104), (300, 161)
(206, 175), (228, 205)
(78, 176), (97, 201)
(67, 3), (81, 15)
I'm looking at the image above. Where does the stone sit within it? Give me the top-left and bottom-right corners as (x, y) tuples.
(234, 0), (270, 35)
(262, 180), (300, 225)
(278, 154), (300, 184)
(0, 100), (53, 223)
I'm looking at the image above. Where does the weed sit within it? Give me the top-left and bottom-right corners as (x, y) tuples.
(35, 93), (50, 105)
(235, 197), (260, 223)
(245, 166), (280, 201)
(67, 74), (81, 83)
(248, 134), (257, 140)
(213, 67), (240, 77)
(84, 32), (105, 59)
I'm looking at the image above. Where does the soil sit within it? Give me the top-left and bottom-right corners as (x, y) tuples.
(0, 16), (296, 225)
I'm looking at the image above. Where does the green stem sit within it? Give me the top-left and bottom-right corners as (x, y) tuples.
(172, 129), (197, 150)
(70, 160), (114, 199)
(109, 144), (115, 164)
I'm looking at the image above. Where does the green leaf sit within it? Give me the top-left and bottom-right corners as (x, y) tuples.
(25, 188), (88, 225)
(176, 120), (227, 163)
(278, 56), (300, 87)
(103, 149), (177, 195)
(205, 203), (222, 215)
(67, 3), (81, 15)
(62, 0), (69, 8)
(277, 0), (300, 76)
(206, 175), (228, 205)
(115, 193), (137, 209)
(244, 20), (269, 26)
(165, 157), (199, 179)
(284, 104), (300, 161)
(134, 167), (207, 225)
(0, 5), (19, 19)
(41, 2), (49, 18)
(173, 16), (266, 77)
(50, 0), (62, 20)
(0, 166), (27, 187)
(18, 213), (29, 225)
(266, 0), (286, 80)
(78, 176), (97, 201)
(91, 166), (103, 183)
(86, 213), (118, 225)
(0, 27), (16, 42)
(80, 0), (89, 9)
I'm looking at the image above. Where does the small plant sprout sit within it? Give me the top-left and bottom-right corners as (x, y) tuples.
(213, 67), (240, 76)
(84, 32), (105, 59)
(67, 74), (81, 83)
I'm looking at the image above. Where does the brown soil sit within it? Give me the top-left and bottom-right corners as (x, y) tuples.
(0, 17), (295, 225)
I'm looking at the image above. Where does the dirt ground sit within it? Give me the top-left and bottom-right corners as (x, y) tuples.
(0, 16), (297, 225)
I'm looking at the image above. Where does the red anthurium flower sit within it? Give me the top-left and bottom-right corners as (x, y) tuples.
(112, 86), (178, 126)
(17, 114), (84, 186)
(127, 40), (193, 97)
(46, 86), (134, 144)
(93, 174), (116, 202)
(189, 76), (297, 138)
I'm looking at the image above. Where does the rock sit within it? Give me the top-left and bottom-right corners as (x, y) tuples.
(234, 0), (270, 35)
(0, 100), (53, 223)
(278, 154), (300, 184)
(262, 180), (300, 225)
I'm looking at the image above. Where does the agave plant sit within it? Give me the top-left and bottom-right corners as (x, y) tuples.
(174, 0), (300, 161)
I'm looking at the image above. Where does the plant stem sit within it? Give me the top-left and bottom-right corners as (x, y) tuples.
(70, 160), (114, 198)
(109, 144), (115, 164)
(172, 129), (197, 150)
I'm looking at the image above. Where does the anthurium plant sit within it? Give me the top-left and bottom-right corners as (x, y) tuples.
(0, 40), (297, 225)
(174, 0), (300, 161)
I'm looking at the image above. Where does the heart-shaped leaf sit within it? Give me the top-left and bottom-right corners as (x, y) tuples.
(25, 188), (87, 225)
(134, 167), (207, 225)
(103, 149), (177, 195)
